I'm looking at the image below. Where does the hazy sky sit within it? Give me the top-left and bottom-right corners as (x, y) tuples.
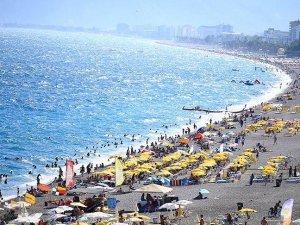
(0, 0), (299, 34)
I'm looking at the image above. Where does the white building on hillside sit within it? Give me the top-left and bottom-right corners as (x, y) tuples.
(263, 28), (289, 44)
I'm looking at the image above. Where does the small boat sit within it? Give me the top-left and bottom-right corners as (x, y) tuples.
(232, 69), (239, 71)
(182, 106), (222, 113)
(244, 81), (254, 86)
(182, 106), (201, 111)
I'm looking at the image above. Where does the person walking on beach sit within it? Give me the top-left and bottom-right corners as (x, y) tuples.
(261, 217), (268, 225)
(199, 214), (204, 225)
(273, 134), (277, 145)
(249, 173), (254, 185)
(289, 166), (293, 177)
(17, 187), (19, 197)
(294, 166), (297, 177)
(241, 138), (245, 146)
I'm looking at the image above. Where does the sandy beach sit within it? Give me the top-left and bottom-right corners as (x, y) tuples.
(1, 49), (300, 225)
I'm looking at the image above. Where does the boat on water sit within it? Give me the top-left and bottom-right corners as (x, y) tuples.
(182, 106), (223, 113)
(232, 69), (239, 71)
(239, 80), (254, 86)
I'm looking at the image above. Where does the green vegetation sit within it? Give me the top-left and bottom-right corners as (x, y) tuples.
(223, 36), (286, 55)
(286, 40), (300, 57)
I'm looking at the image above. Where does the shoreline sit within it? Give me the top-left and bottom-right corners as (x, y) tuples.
(0, 41), (295, 201)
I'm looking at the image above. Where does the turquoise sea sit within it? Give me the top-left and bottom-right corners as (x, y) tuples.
(0, 28), (288, 198)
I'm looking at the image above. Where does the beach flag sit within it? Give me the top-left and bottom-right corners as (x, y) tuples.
(24, 192), (35, 204)
(281, 199), (294, 225)
(220, 144), (224, 153)
(115, 159), (124, 186)
(189, 145), (194, 154)
(65, 160), (74, 187)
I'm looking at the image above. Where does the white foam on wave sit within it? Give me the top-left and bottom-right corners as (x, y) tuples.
(143, 118), (158, 124)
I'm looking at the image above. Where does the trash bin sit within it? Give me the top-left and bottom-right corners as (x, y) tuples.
(237, 202), (243, 210)
(153, 217), (158, 224)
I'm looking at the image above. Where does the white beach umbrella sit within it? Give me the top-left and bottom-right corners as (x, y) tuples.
(125, 217), (143, 222)
(53, 205), (73, 213)
(4, 201), (31, 209)
(293, 219), (300, 224)
(84, 212), (113, 219)
(176, 200), (193, 206)
(159, 203), (179, 210)
(11, 213), (43, 224)
(134, 183), (173, 193)
(70, 202), (87, 208)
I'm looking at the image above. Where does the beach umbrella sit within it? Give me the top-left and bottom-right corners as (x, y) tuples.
(37, 184), (50, 192)
(239, 208), (257, 213)
(159, 203), (179, 210)
(43, 213), (67, 221)
(147, 177), (158, 182)
(202, 131), (211, 137)
(194, 133), (203, 139)
(293, 219), (300, 224)
(84, 212), (113, 219)
(156, 170), (172, 177)
(49, 205), (73, 214)
(12, 213), (43, 224)
(135, 215), (151, 220)
(158, 177), (170, 184)
(177, 150), (190, 156)
(125, 217), (143, 222)
(70, 202), (87, 208)
(178, 138), (189, 144)
(5, 201), (31, 209)
(199, 189), (210, 194)
(134, 183), (173, 193)
(176, 200), (193, 206)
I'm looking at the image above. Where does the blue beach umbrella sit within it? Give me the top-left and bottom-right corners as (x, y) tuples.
(197, 127), (206, 133)
(199, 188), (210, 194)
(158, 177), (170, 184)
(147, 177), (158, 181)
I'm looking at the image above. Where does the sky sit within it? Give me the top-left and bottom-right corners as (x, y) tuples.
(0, 0), (299, 34)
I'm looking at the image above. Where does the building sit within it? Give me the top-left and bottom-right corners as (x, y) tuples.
(263, 28), (289, 44)
(197, 24), (233, 39)
(157, 25), (176, 40)
(176, 25), (198, 38)
(131, 24), (175, 40)
(289, 20), (300, 43)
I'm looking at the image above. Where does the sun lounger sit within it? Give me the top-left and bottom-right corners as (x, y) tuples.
(286, 177), (300, 183)
(216, 179), (233, 183)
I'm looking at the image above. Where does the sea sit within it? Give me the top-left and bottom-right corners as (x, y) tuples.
(0, 28), (291, 199)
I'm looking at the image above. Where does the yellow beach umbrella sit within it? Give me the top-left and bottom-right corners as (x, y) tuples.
(261, 169), (276, 175)
(136, 215), (151, 220)
(164, 166), (182, 171)
(239, 208), (257, 213)
(156, 170), (172, 176)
